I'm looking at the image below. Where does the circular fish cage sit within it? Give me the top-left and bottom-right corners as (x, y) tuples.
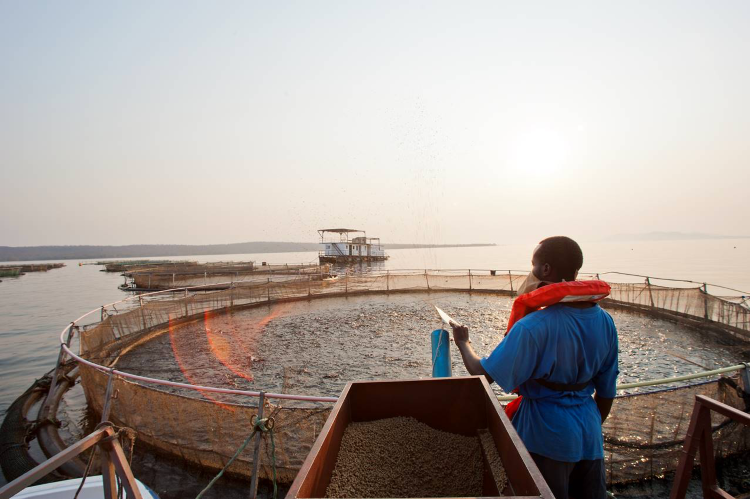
(57, 270), (750, 486)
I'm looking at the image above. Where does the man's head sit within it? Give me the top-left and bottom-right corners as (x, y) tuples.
(531, 236), (583, 283)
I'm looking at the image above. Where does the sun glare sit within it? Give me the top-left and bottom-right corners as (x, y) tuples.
(508, 128), (570, 176)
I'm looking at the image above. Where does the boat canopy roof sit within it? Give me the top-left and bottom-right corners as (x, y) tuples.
(318, 228), (363, 234)
(318, 228), (370, 243)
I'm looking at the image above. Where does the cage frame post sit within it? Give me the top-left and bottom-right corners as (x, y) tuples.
(249, 391), (266, 499)
(100, 368), (117, 424)
(44, 324), (75, 407)
(646, 277), (655, 308)
(702, 282), (710, 320)
(138, 295), (147, 331)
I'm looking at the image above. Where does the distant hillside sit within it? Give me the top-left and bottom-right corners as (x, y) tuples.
(0, 242), (496, 262)
(606, 232), (750, 242)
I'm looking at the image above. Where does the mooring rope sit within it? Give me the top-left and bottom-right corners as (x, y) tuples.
(72, 444), (97, 499)
(195, 416), (278, 499)
(72, 421), (136, 499)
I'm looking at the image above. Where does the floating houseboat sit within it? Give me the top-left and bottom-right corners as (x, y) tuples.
(318, 228), (388, 263)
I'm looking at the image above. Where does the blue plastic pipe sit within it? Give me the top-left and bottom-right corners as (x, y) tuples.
(431, 328), (452, 377)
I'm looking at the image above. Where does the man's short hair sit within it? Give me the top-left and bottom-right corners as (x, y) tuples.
(537, 236), (583, 281)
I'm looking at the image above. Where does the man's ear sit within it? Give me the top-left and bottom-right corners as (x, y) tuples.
(542, 263), (552, 278)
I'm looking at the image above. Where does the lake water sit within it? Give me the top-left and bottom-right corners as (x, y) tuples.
(2, 239), (750, 418)
(1, 240), (750, 493)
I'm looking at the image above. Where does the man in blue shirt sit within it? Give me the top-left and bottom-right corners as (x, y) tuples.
(451, 236), (618, 499)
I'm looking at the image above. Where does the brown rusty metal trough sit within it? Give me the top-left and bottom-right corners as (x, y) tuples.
(286, 376), (554, 499)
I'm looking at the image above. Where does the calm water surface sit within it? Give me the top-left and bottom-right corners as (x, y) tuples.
(1, 241), (750, 492)
(116, 292), (745, 405)
(2, 239), (749, 417)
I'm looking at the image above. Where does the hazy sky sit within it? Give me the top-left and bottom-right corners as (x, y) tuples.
(1, 1), (748, 246)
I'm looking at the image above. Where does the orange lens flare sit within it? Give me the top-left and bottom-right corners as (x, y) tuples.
(204, 310), (254, 383)
(168, 314), (235, 411)
(167, 303), (293, 410)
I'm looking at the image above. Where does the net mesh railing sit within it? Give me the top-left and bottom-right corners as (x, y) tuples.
(603, 378), (749, 484)
(126, 263), (329, 290)
(68, 270), (750, 485)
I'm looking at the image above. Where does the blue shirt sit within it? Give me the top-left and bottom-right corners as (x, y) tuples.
(480, 303), (619, 462)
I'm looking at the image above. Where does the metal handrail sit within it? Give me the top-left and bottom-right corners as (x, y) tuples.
(125, 267), (325, 277)
(96, 270), (750, 309)
(57, 270), (750, 405)
(595, 271), (750, 295)
(61, 341), (338, 402)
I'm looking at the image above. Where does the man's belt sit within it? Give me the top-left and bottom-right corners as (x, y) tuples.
(534, 378), (591, 392)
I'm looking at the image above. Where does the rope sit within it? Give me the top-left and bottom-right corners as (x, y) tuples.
(73, 445), (98, 499)
(115, 427), (136, 499)
(195, 416), (277, 499)
(72, 422), (137, 499)
(263, 417), (278, 499)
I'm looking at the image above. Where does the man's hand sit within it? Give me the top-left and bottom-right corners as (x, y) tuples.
(451, 322), (470, 344)
(450, 322), (493, 383)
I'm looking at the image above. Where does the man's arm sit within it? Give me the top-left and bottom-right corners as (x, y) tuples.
(451, 324), (494, 384)
(593, 320), (619, 424)
(594, 393), (613, 423)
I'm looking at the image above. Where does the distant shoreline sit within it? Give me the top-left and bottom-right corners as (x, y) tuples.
(0, 242), (496, 262)
(606, 231), (750, 242)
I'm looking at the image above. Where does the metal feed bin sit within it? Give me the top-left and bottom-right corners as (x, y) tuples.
(286, 376), (554, 499)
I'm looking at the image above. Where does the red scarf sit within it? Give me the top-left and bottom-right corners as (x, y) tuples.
(504, 280), (611, 419)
